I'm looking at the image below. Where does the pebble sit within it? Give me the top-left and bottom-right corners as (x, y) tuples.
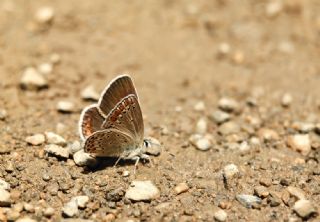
(254, 186), (269, 198)
(239, 141), (251, 153)
(291, 122), (315, 133)
(223, 164), (239, 178)
(25, 134), (45, 146)
(35, 6), (54, 24)
(125, 180), (160, 201)
(287, 134), (311, 156)
(293, 199), (317, 219)
(218, 97), (240, 112)
(0, 189), (11, 206)
(20, 67), (47, 90)
(195, 118), (207, 134)
(266, 1), (283, 18)
(71, 196), (89, 209)
(16, 217), (37, 222)
(213, 209), (227, 222)
(0, 109), (7, 120)
(193, 101), (206, 111)
(210, 110), (230, 124)
(218, 121), (240, 135)
(189, 134), (212, 151)
(23, 203), (35, 213)
(45, 132), (67, 146)
(258, 128), (279, 142)
(57, 101), (75, 113)
(281, 93), (293, 107)
(144, 137), (161, 156)
(287, 186), (306, 200)
(62, 199), (79, 218)
(174, 183), (189, 195)
(43, 207), (55, 217)
(73, 150), (97, 167)
(44, 144), (69, 159)
(0, 179), (10, 190)
(236, 194), (262, 208)
(50, 53), (61, 64)
(0, 145), (12, 154)
(37, 63), (53, 75)
(68, 141), (82, 155)
(81, 85), (100, 101)
(122, 170), (130, 177)
(217, 42), (231, 58)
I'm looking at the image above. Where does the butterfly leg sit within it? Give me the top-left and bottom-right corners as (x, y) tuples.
(130, 156), (140, 174)
(140, 153), (153, 167)
(114, 156), (123, 167)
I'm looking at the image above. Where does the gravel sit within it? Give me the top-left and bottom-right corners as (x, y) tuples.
(44, 144), (70, 159)
(125, 181), (160, 201)
(20, 67), (48, 90)
(223, 164), (239, 178)
(236, 194), (262, 208)
(287, 134), (311, 155)
(25, 134), (45, 146)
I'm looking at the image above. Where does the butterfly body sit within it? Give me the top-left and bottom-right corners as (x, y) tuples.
(79, 75), (148, 162)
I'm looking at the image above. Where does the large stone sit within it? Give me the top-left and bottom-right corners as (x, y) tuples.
(293, 199), (317, 219)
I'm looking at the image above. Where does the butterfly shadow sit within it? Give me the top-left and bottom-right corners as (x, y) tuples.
(81, 157), (139, 173)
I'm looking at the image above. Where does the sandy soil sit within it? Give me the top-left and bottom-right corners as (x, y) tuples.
(0, 0), (320, 221)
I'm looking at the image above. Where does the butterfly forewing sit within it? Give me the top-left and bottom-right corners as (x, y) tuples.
(102, 94), (144, 144)
(98, 75), (138, 116)
(84, 128), (136, 157)
(79, 105), (105, 140)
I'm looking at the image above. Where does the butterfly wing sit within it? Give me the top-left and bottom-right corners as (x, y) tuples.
(84, 128), (137, 157)
(98, 75), (138, 116)
(79, 104), (104, 140)
(101, 94), (144, 144)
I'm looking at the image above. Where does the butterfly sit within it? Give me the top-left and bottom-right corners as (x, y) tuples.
(79, 74), (152, 167)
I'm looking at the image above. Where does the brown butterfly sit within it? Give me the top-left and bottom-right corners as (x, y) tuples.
(79, 75), (151, 167)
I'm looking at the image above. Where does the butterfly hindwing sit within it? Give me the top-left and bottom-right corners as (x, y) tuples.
(79, 104), (105, 140)
(84, 128), (137, 157)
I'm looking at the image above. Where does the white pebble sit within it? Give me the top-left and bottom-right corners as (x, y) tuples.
(196, 118), (207, 134)
(218, 97), (239, 112)
(62, 198), (78, 217)
(57, 101), (75, 113)
(73, 150), (97, 167)
(20, 67), (47, 90)
(0, 109), (7, 120)
(193, 101), (206, 111)
(217, 42), (231, 58)
(81, 85), (100, 101)
(16, 217), (37, 222)
(122, 170), (130, 177)
(37, 63), (53, 75)
(68, 141), (82, 155)
(71, 195), (89, 209)
(35, 6), (54, 24)
(281, 93), (293, 107)
(287, 134), (311, 156)
(174, 183), (189, 195)
(287, 186), (306, 200)
(0, 179), (10, 190)
(50, 53), (61, 64)
(266, 1), (283, 18)
(0, 188), (11, 207)
(214, 209), (227, 222)
(45, 132), (66, 146)
(293, 199), (316, 219)
(125, 181), (160, 201)
(189, 134), (212, 151)
(211, 110), (230, 124)
(25, 134), (45, 146)
(44, 144), (69, 159)
(223, 164), (239, 178)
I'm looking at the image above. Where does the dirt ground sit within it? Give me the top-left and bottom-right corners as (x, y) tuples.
(0, 0), (320, 221)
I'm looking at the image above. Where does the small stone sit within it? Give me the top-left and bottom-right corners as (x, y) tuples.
(292, 122), (315, 133)
(125, 180), (160, 201)
(35, 6), (54, 24)
(232, 51), (245, 64)
(5, 162), (14, 173)
(194, 101), (205, 111)
(189, 134), (212, 151)
(106, 188), (124, 202)
(218, 98), (240, 112)
(269, 191), (282, 207)
(23, 203), (35, 213)
(278, 41), (295, 54)
(37, 63), (53, 75)
(44, 144), (69, 159)
(25, 134), (45, 146)
(287, 186), (306, 200)
(293, 199), (317, 219)
(73, 150), (97, 167)
(0, 109), (7, 120)
(0, 145), (12, 154)
(266, 1), (283, 18)
(0, 189), (11, 206)
(260, 178), (272, 187)
(144, 137), (161, 156)
(50, 53), (61, 64)
(258, 128), (279, 142)
(236, 194), (262, 208)
(104, 214), (116, 222)
(287, 134), (311, 156)
(57, 101), (75, 113)
(218, 121), (240, 135)
(122, 170), (130, 177)
(45, 132), (67, 146)
(81, 85), (100, 101)
(239, 141), (251, 153)
(174, 183), (189, 195)
(281, 93), (293, 107)
(254, 186), (269, 198)
(213, 209), (227, 222)
(62, 199), (78, 218)
(16, 217), (37, 222)
(43, 207), (55, 217)
(217, 42), (231, 58)
(71, 196), (89, 209)
(42, 173), (51, 182)
(68, 141), (82, 155)
(0, 179), (10, 191)
(20, 67), (47, 90)
(210, 110), (230, 124)
(223, 164), (239, 178)
(195, 118), (207, 134)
